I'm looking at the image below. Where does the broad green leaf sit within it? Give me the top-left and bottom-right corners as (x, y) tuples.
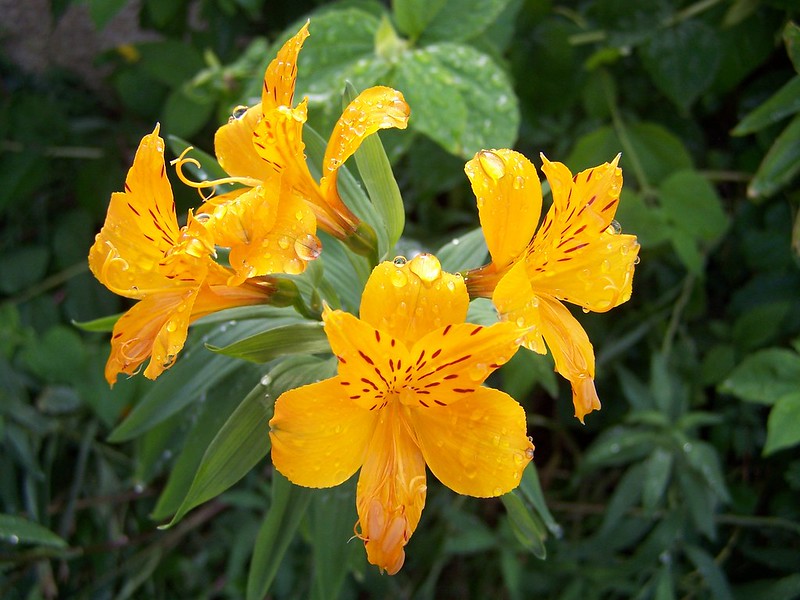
(109, 321), (265, 442)
(0, 514), (67, 548)
(71, 313), (122, 332)
(246, 473), (313, 600)
(393, 43), (518, 157)
(669, 227), (704, 276)
(582, 428), (656, 470)
(683, 441), (730, 503)
(443, 511), (497, 555)
(764, 392), (800, 455)
(684, 544), (734, 600)
(502, 348), (558, 400)
(659, 170), (730, 244)
(393, 0), (447, 39)
(594, 463), (644, 539)
(785, 21), (800, 74)
(614, 189), (670, 248)
(720, 347), (800, 405)
(295, 9), (388, 104)
(436, 227), (489, 273)
(732, 76), (800, 135)
(640, 20), (721, 110)
(642, 447), (673, 511)
(136, 41), (205, 87)
(344, 82), (406, 252)
(418, 0), (514, 43)
(566, 123), (692, 187)
(162, 87), (215, 139)
(501, 491), (547, 558)
(676, 468), (717, 540)
(21, 326), (87, 385)
(466, 297), (499, 326)
(0, 245), (49, 295)
(748, 112), (800, 199)
(207, 322), (330, 363)
(318, 232), (365, 313)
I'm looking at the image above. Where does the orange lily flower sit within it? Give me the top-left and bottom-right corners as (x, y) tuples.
(270, 254), (533, 574)
(89, 125), (284, 384)
(464, 150), (639, 422)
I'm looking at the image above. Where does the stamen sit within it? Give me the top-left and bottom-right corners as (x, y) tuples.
(171, 146), (262, 200)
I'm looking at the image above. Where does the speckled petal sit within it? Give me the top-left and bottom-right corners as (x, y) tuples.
(214, 104), (274, 181)
(409, 386), (533, 497)
(262, 21), (309, 112)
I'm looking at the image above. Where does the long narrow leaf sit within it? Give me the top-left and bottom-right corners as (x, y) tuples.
(207, 322), (330, 363)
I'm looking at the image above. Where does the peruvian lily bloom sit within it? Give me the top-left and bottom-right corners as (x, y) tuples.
(269, 253), (534, 575)
(463, 150), (639, 423)
(89, 125), (288, 384)
(175, 21), (410, 282)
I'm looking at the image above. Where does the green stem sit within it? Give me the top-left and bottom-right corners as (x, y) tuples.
(662, 273), (696, 358)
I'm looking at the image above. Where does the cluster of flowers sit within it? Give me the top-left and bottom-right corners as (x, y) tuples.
(89, 22), (639, 575)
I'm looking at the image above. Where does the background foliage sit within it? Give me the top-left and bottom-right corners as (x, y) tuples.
(2, 0), (800, 598)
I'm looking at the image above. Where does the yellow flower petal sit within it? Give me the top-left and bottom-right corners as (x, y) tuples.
(409, 387), (533, 497)
(356, 400), (426, 575)
(88, 125), (181, 298)
(106, 287), (198, 384)
(322, 308), (412, 411)
(492, 260), (547, 353)
(465, 149), (542, 269)
(403, 320), (521, 408)
(536, 295), (601, 423)
(319, 86), (410, 216)
(262, 21), (309, 112)
(270, 377), (377, 488)
(214, 104), (274, 181)
(359, 255), (469, 348)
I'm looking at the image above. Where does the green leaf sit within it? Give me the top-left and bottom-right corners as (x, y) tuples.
(436, 227), (489, 272)
(642, 447), (673, 511)
(393, 0), (447, 39)
(0, 514), (67, 548)
(246, 473), (313, 600)
(764, 392), (800, 455)
(136, 41), (205, 86)
(784, 22), (800, 74)
(595, 463), (645, 539)
(720, 348), (800, 405)
(501, 491), (548, 558)
(418, 0), (514, 43)
(108, 321), (262, 442)
(684, 544), (734, 600)
(732, 76), (800, 135)
(0, 245), (49, 295)
(207, 322), (329, 363)
(517, 463), (560, 536)
(344, 82), (406, 252)
(393, 43), (518, 157)
(640, 20), (721, 110)
(614, 189), (670, 248)
(162, 87), (215, 139)
(161, 380), (272, 527)
(88, 0), (127, 28)
(748, 112), (800, 199)
(659, 170), (730, 244)
(676, 467), (717, 540)
(583, 428), (656, 470)
(71, 313), (122, 332)
(683, 440), (730, 503)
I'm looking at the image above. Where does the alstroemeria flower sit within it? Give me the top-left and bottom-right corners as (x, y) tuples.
(89, 125), (283, 384)
(269, 253), (534, 575)
(252, 22), (410, 247)
(464, 150), (639, 422)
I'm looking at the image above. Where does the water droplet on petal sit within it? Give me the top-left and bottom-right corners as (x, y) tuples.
(515, 316), (526, 328)
(294, 233), (322, 261)
(391, 269), (407, 287)
(633, 256), (641, 265)
(493, 487), (503, 496)
(166, 321), (177, 332)
(278, 236), (290, 249)
(512, 175), (525, 190)
(477, 150), (506, 181)
(229, 105), (249, 121)
(606, 220), (622, 235)
(468, 363), (489, 381)
(446, 280), (456, 291)
(392, 256), (407, 266)
(283, 258), (304, 274)
(409, 253), (441, 283)
(582, 307), (590, 313)
(525, 447), (534, 460)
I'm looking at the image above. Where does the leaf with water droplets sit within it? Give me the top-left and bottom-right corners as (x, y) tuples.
(0, 514), (67, 548)
(207, 322), (330, 363)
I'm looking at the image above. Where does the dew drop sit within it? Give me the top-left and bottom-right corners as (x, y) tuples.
(606, 220), (622, 235)
(278, 236), (290, 249)
(468, 363), (489, 381)
(451, 238), (460, 246)
(610, 443), (620, 454)
(512, 175), (525, 190)
(392, 255), (407, 266)
(620, 244), (629, 255)
(229, 105), (249, 121)
(492, 434), (501, 447)
(493, 487), (503, 496)
(409, 253), (441, 283)
(166, 321), (177, 332)
(515, 316), (526, 328)
(283, 258), (304, 275)
(294, 233), (322, 261)
(391, 269), (407, 287)
(633, 256), (641, 265)
(582, 307), (590, 314)
(446, 280), (456, 291)
(601, 259), (611, 273)
(477, 150), (506, 181)
(525, 447), (535, 460)
(260, 375), (272, 387)
(8, 534), (19, 545)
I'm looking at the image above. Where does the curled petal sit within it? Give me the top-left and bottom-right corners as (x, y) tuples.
(355, 401), (426, 575)
(262, 21), (309, 112)
(359, 255), (469, 348)
(465, 149), (542, 269)
(270, 377), (377, 488)
(410, 387), (533, 497)
(536, 295), (600, 423)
